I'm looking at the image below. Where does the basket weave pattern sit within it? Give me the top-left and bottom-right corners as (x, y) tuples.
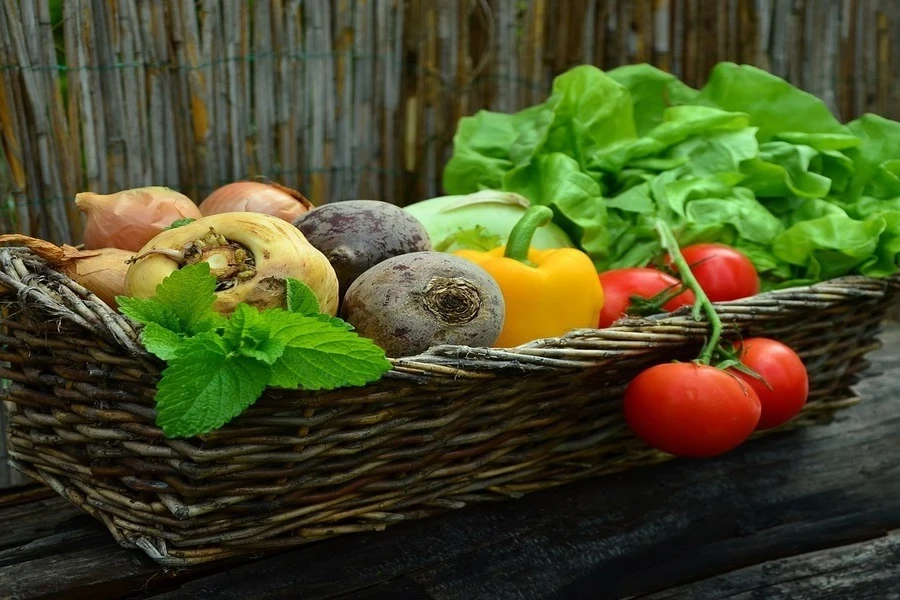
(1, 247), (897, 566)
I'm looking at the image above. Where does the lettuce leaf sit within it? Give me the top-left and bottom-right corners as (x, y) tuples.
(441, 61), (900, 285)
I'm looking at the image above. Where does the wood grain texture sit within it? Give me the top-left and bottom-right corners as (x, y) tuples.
(642, 531), (900, 600)
(3, 325), (900, 600)
(1, 0), (900, 242)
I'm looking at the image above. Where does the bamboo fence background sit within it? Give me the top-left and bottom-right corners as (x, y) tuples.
(1, 0), (899, 245)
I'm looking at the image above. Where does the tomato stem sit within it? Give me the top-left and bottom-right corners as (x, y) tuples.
(653, 220), (723, 365)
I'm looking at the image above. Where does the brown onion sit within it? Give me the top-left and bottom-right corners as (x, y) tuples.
(76, 186), (203, 252)
(0, 234), (132, 309)
(198, 180), (313, 222)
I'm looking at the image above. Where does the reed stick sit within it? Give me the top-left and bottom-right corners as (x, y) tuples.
(0, 0), (897, 243)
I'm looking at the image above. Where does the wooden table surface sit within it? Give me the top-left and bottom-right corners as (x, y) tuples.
(3, 325), (900, 600)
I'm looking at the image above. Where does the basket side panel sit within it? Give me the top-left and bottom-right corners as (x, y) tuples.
(3, 285), (894, 565)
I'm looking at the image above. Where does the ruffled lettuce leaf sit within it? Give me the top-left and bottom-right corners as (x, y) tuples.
(441, 61), (900, 285)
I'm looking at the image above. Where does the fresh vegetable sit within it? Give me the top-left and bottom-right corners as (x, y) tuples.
(442, 61), (900, 288)
(117, 264), (391, 438)
(455, 206), (604, 347)
(623, 362), (761, 457)
(728, 337), (809, 430)
(125, 212), (339, 316)
(0, 234), (131, 309)
(199, 179), (313, 222)
(76, 186), (202, 252)
(597, 267), (695, 328)
(340, 251), (505, 357)
(666, 243), (759, 302)
(403, 189), (575, 253)
(623, 220), (762, 457)
(293, 200), (432, 300)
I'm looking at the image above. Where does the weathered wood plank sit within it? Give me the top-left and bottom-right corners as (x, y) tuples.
(0, 527), (108, 568)
(0, 496), (84, 550)
(0, 544), (170, 600)
(641, 529), (900, 600)
(0, 495), (228, 600)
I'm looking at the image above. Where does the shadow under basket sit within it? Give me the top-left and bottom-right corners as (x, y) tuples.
(1, 247), (898, 567)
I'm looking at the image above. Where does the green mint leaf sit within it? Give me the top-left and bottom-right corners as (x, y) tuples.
(315, 314), (354, 331)
(153, 263), (225, 335)
(222, 303), (288, 365)
(140, 322), (185, 361)
(117, 296), (181, 332)
(154, 332), (270, 438)
(117, 262), (226, 336)
(285, 277), (321, 315)
(166, 217), (196, 230)
(267, 314), (392, 391)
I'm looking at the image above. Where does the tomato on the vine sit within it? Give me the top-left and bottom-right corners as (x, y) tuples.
(597, 267), (696, 328)
(623, 362), (761, 457)
(728, 337), (809, 430)
(666, 243), (760, 302)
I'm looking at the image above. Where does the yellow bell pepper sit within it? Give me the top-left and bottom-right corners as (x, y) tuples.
(455, 205), (604, 348)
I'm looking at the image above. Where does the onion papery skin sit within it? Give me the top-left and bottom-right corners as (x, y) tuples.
(76, 186), (203, 252)
(199, 181), (313, 223)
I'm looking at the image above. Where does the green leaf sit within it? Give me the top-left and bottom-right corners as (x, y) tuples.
(846, 114), (900, 199)
(605, 182), (655, 214)
(140, 322), (185, 361)
(439, 61), (900, 285)
(153, 332), (271, 438)
(668, 126), (759, 178)
(503, 153), (608, 266)
(774, 131), (860, 152)
(772, 214), (886, 280)
(221, 304), (288, 365)
(165, 218), (196, 230)
(152, 263), (225, 335)
(862, 211), (900, 277)
(697, 62), (851, 143)
(606, 63), (700, 135)
(268, 314), (392, 391)
(542, 64), (637, 168)
(442, 104), (554, 194)
(740, 142), (832, 199)
(117, 263), (224, 336)
(683, 191), (785, 246)
(117, 296), (181, 333)
(285, 278), (321, 315)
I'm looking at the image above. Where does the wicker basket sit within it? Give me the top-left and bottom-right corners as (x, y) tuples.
(1, 246), (898, 567)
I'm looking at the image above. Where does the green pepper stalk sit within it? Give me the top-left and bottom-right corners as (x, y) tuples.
(503, 205), (554, 267)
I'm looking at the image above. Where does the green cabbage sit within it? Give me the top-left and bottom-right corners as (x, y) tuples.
(404, 190), (574, 253)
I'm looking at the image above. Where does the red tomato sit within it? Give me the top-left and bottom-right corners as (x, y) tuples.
(597, 267), (696, 328)
(623, 362), (761, 457)
(728, 337), (809, 430)
(667, 243), (760, 302)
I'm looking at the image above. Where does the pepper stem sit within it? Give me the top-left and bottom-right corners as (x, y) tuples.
(653, 219), (723, 365)
(504, 205), (554, 263)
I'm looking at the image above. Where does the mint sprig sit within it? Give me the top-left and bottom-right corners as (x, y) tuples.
(116, 265), (391, 439)
(285, 277), (321, 315)
(118, 262), (226, 336)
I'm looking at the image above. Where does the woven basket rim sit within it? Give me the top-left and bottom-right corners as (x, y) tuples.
(1, 246), (898, 379)
(1, 247), (893, 568)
